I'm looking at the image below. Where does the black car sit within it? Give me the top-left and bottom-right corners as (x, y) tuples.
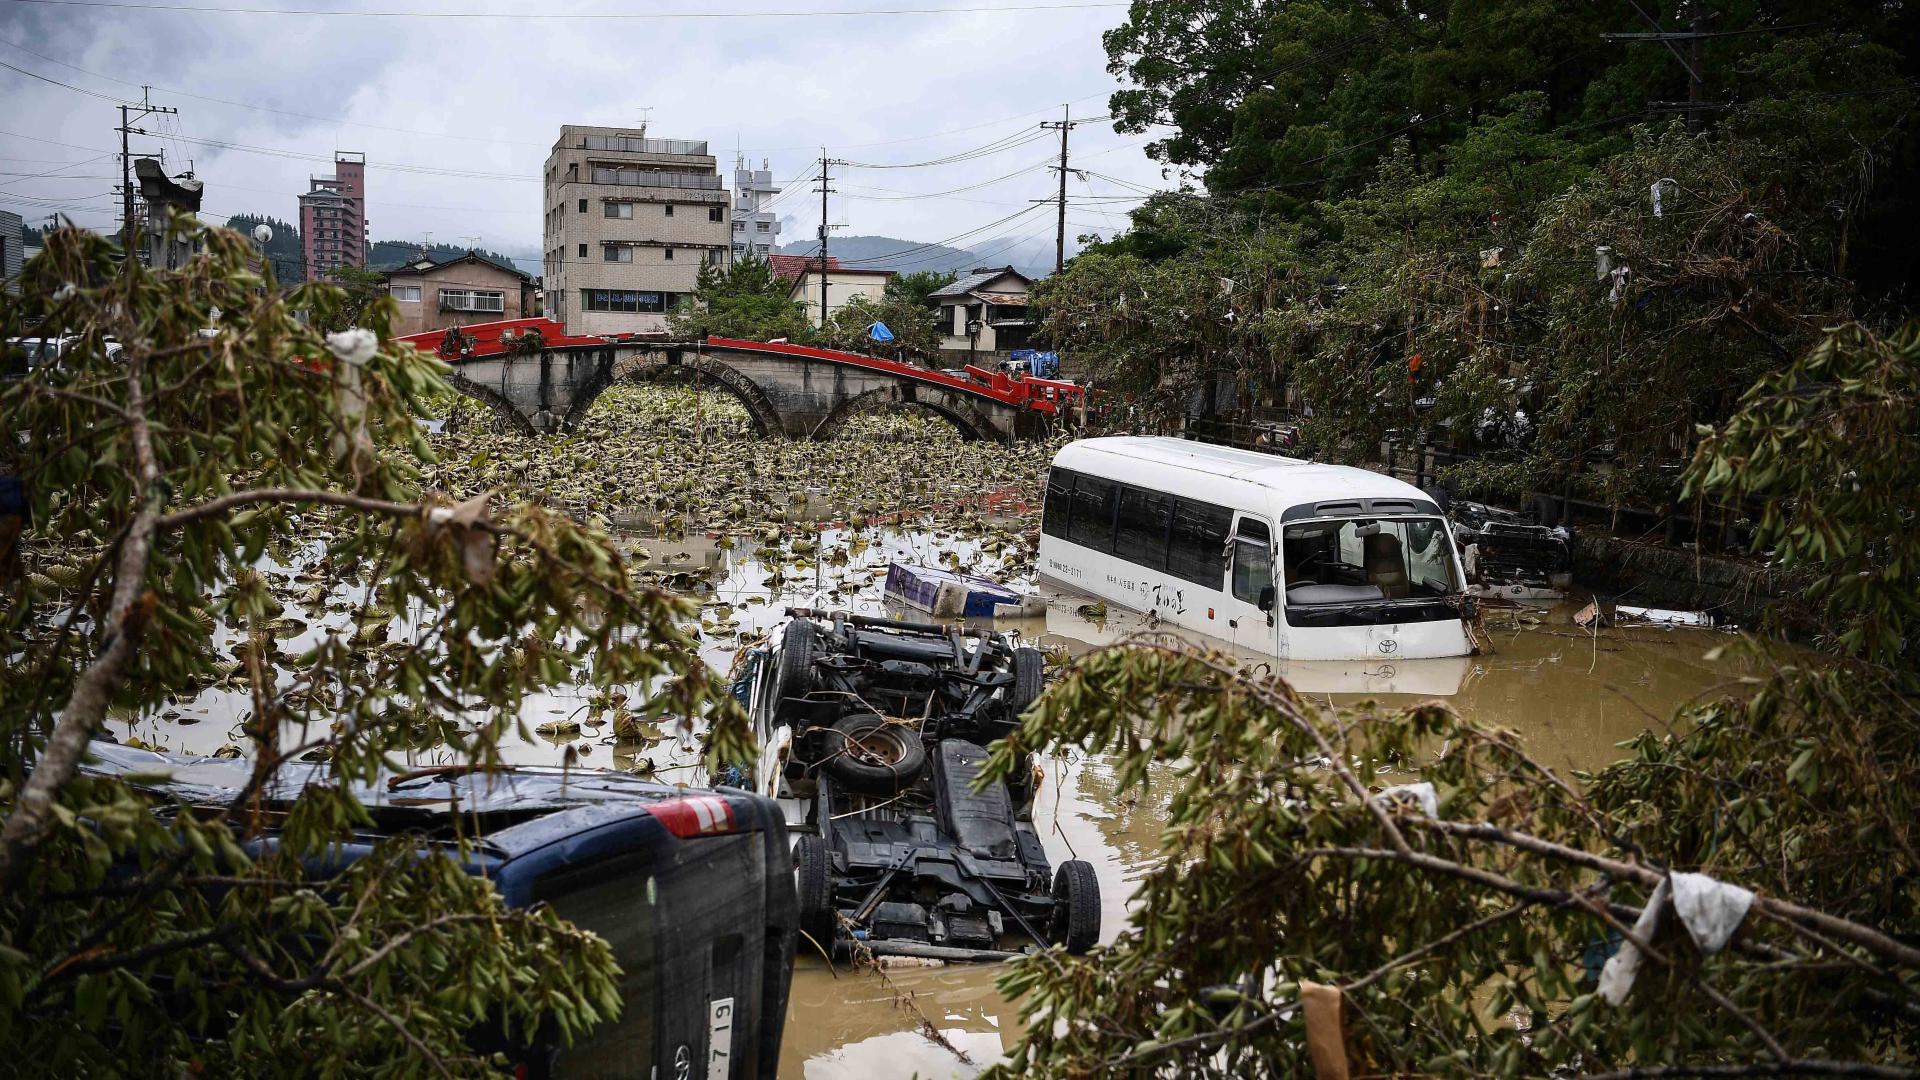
(83, 742), (796, 1078)
(757, 608), (1099, 962)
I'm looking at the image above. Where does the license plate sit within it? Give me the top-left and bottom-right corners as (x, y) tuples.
(707, 997), (734, 1079)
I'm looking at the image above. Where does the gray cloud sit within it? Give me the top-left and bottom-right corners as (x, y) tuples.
(0, 3), (1172, 262)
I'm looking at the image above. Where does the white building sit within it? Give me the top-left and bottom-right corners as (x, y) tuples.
(731, 157), (781, 263)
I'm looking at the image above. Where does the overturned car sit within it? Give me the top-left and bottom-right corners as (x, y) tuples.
(747, 609), (1100, 962)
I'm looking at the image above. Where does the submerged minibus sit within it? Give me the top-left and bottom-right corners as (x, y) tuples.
(1037, 437), (1473, 661)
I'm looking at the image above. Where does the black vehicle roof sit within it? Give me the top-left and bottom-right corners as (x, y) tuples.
(82, 741), (716, 856)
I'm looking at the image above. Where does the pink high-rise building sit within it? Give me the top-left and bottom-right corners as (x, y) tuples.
(299, 152), (367, 281)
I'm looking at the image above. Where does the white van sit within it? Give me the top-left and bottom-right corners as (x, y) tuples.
(1037, 437), (1473, 660)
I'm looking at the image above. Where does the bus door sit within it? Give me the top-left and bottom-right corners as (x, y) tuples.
(1224, 514), (1280, 656)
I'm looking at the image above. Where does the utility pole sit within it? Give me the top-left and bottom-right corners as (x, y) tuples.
(1039, 106), (1093, 274)
(117, 86), (177, 267)
(813, 150), (840, 328)
(1602, 6), (1794, 134)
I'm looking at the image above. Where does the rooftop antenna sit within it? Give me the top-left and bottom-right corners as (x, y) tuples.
(462, 234), (481, 251)
(635, 106), (653, 140)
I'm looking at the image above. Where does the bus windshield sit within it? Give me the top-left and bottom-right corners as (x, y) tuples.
(1281, 517), (1460, 608)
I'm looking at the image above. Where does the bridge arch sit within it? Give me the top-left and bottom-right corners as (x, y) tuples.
(808, 384), (998, 442)
(445, 370), (537, 436)
(622, 350), (787, 437)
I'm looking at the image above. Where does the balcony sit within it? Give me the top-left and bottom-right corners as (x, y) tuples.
(589, 167), (722, 190)
(582, 135), (708, 156)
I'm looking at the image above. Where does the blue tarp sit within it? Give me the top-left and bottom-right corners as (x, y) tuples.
(1008, 349), (1061, 378)
(868, 321), (895, 343)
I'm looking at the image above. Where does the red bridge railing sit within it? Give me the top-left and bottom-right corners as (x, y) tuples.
(392, 318), (1084, 417)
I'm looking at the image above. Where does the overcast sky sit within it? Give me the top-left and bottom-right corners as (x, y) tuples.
(0, 0), (1176, 267)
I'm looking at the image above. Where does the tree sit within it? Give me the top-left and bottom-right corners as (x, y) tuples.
(982, 322), (1920, 1077)
(819, 292), (941, 363)
(319, 263), (393, 333)
(885, 269), (958, 309)
(667, 253), (813, 343)
(0, 221), (751, 1072)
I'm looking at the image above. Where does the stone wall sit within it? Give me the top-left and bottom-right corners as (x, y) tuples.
(1572, 533), (1813, 634)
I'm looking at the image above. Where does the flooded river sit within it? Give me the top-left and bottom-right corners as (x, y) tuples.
(107, 389), (1756, 1077)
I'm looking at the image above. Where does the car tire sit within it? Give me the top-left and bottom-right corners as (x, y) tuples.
(820, 713), (928, 793)
(1010, 647), (1045, 715)
(776, 619), (823, 705)
(794, 833), (835, 955)
(1048, 859), (1100, 955)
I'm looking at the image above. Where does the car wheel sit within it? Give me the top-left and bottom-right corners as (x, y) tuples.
(820, 713), (928, 793)
(794, 833), (835, 955)
(776, 619), (823, 705)
(1048, 859), (1100, 955)
(1010, 646), (1045, 715)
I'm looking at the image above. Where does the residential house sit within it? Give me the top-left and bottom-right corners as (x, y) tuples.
(300, 152), (367, 281)
(928, 266), (1037, 360)
(542, 125), (730, 335)
(769, 254), (894, 327)
(381, 250), (539, 338)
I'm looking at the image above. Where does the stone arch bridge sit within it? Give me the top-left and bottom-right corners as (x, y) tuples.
(403, 321), (1076, 441)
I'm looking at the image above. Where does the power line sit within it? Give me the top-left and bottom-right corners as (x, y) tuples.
(5, 0), (1129, 18)
(0, 56), (135, 103)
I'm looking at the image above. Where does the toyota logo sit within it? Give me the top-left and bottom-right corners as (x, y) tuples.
(1377, 638), (1399, 655)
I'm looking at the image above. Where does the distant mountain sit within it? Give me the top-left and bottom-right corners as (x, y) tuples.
(778, 235), (1055, 280)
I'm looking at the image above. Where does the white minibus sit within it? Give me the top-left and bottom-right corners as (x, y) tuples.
(1037, 437), (1473, 661)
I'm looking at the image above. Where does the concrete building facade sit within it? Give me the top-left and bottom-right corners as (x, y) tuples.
(381, 251), (539, 338)
(542, 126), (730, 336)
(769, 255), (894, 328)
(731, 157), (781, 262)
(299, 152), (367, 281)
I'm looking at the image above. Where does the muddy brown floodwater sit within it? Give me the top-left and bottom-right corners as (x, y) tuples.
(774, 585), (1754, 1078)
(109, 507), (1754, 1079)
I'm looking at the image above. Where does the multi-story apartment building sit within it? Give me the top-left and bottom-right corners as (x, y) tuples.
(731, 156), (781, 262)
(542, 126), (730, 336)
(299, 152), (367, 281)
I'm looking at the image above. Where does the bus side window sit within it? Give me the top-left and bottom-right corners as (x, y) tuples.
(1042, 467), (1075, 538)
(1231, 519), (1273, 604)
(1067, 475), (1117, 553)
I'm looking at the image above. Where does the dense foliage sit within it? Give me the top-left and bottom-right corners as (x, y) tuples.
(985, 323), (1920, 1076)
(1050, 1), (1919, 510)
(0, 222), (749, 1073)
(668, 252), (814, 344)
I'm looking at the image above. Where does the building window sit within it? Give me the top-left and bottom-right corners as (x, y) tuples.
(755, 221), (769, 232)
(605, 202), (633, 219)
(581, 289), (671, 313)
(733, 221), (745, 232)
(440, 289), (505, 313)
(663, 247), (673, 260)
(390, 285), (421, 302)
(578, 243), (587, 258)
(709, 207), (723, 222)
(603, 244), (633, 262)
(664, 204), (674, 217)
(578, 198), (587, 213)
